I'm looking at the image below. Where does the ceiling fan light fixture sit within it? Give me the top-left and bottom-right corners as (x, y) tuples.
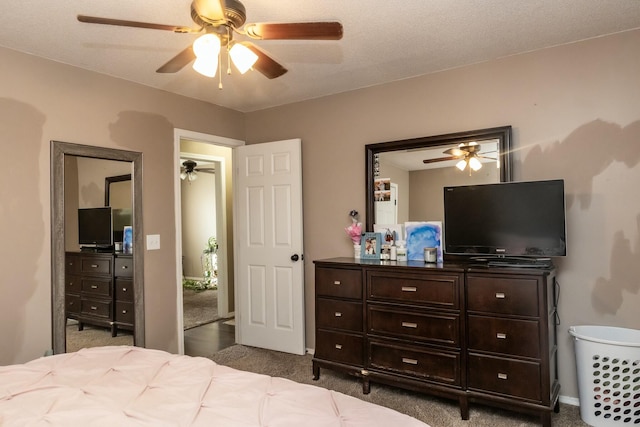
(193, 56), (219, 77)
(193, 33), (221, 58)
(469, 156), (482, 171)
(456, 159), (467, 171)
(229, 43), (258, 74)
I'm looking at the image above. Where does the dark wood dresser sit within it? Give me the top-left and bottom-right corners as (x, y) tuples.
(313, 258), (559, 426)
(65, 251), (135, 337)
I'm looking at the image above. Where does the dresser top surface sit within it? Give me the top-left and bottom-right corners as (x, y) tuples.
(314, 257), (555, 276)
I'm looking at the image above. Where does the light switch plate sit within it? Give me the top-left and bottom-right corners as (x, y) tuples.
(146, 234), (160, 250)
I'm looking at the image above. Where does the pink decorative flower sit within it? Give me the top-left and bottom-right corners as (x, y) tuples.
(345, 210), (362, 245)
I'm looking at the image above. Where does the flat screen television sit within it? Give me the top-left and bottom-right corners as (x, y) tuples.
(443, 179), (566, 261)
(78, 207), (113, 248)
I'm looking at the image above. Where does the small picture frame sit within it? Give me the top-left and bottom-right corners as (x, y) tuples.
(123, 226), (133, 253)
(360, 232), (382, 259)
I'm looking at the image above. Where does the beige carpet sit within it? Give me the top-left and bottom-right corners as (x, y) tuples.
(209, 345), (588, 427)
(183, 288), (219, 329)
(66, 323), (133, 353)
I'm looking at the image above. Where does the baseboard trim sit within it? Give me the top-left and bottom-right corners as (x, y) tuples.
(559, 395), (580, 406)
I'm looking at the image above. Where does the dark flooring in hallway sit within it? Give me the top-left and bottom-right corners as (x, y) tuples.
(184, 319), (235, 357)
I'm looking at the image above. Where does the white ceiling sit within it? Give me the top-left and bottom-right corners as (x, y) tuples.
(1, 1), (639, 112)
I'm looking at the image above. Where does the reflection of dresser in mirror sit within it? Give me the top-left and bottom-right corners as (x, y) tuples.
(65, 251), (134, 337)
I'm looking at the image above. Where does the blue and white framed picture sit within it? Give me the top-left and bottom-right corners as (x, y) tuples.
(405, 221), (443, 262)
(123, 226), (133, 253)
(360, 232), (382, 260)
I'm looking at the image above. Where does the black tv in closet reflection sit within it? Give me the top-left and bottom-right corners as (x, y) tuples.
(443, 179), (566, 257)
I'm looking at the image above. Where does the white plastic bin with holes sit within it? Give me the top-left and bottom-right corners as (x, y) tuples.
(569, 325), (640, 427)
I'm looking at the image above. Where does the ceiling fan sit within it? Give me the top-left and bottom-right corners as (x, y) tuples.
(77, 0), (343, 84)
(422, 142), (497, 172)
(180, 160), (215, 181)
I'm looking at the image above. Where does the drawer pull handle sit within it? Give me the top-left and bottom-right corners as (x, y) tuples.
(333, 280), (341, 285)
(122, 310), (128, 314)
(122, 288), (128, 292)
(402, 358), (418, 365)
(90, 306), (97, 310)
(401, 322), (418, 329)
(497, 373), (508, 380)
(496, 333), (507, 339)
(334, 312), (342, 317)
(90, 264), (99, 268)
(495, 292), (506, 299)
(91, 285), (98, 289)
(401, 286), (417, 292)
(335, 344), (343, 350)
(121, 265), (128, 270)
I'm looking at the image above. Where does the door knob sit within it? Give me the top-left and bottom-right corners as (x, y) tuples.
(291, 254), (300, 262)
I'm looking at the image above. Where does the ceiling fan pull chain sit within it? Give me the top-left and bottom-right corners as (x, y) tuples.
(218, 55), (223, 89)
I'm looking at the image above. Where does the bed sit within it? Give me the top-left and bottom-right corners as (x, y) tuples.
(0, 345), (429, 426)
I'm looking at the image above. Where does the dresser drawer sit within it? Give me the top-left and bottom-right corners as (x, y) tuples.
(467, 275), (539, 316)
(115, 278), (134, 302)
(468, 354), (541, 401)
(367, 271), (460, 309)
(317, 298), (362, 332)
(315, 330), (364, 366)
(81, 279), (112, 297)
(115, 301), (134, 324)
(81, 299), (111, 318)
(316, 267), (362, 299)
(369, 340), (460, 386)
(368, 306), (459, 347)
(115, 256), (133, 278)
(80, 257), (112, 276)
(65, 254), (81, 275)
(66, 294), (81, 314)
(65, 275), (81, 294)
(468, 315), (540, 358)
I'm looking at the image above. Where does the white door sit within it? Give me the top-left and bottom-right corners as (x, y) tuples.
(235, 139), (305, 355)
(375, 182), (398, 224)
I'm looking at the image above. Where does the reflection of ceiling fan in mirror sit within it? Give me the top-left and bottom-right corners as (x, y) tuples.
(77, 0), (343, 85)
(423, 142), (497, 172)
(180, 160), (215, 182)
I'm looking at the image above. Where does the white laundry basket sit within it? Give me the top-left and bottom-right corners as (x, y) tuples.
(569, 325), (640, 427)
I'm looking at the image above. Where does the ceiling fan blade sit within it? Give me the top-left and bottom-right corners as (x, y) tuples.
(195, 168), (216, 174)
(192, 0), (227, 24)
(245, 22), (343, 40)
(423, 156), (460, 164)
(77, 15), (195, 33)
(442, 147), (468, 157)
(156, 46), (196, 73)
(241, 43), (287, 79)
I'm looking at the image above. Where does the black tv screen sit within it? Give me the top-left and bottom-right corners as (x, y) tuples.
(78, 207), (113, 247)
(443, 179), (566, 257)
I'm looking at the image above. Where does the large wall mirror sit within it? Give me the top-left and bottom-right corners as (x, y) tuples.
(365, 126), (513, 232)
(51, 141), (144, 354)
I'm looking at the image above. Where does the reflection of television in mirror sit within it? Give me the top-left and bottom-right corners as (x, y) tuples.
(112, 208), (132, 244)
(443, 179), (566, 265)
(78, 207), (113, 250)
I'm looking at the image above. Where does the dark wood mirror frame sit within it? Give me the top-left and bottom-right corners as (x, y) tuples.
(51, 141), (145, 354)
(365, 126), (513, 231)
(105, 174), (132, 206)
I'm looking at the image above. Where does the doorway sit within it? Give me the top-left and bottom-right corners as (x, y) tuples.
(174, 129), (243, 355)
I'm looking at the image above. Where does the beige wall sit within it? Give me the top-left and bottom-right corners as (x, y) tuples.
(245, 29), (640, 399)
(0, 46), (244, 365)
(181, 171), (217, 279)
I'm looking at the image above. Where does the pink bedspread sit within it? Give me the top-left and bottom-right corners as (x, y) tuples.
(0, 346), (429, 426)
